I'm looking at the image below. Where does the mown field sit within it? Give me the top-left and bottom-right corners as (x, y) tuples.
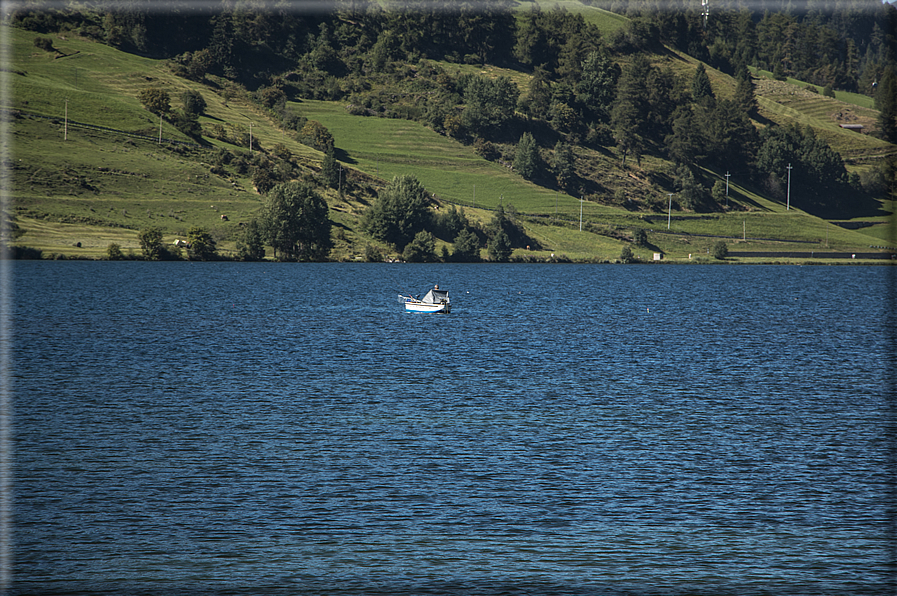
(4, 23), (895, 262)
(518, 0), (630, 33)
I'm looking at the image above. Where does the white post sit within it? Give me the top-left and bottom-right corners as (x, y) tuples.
(743, 220), (746, 241)
(668, 194), (673, 230)
(725, 171), (730, 207)
(473, 184), (475, 210)
(158, 112), (162, 144)
(249, 122), (253, 153)
(786, 163), (792, 210)
(64, 99), (68, 141)
(579, 196), (583, 231)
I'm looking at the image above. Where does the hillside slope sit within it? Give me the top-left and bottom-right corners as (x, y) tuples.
(4, 23), (895, 262)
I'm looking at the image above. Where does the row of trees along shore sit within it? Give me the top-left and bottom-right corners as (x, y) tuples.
(128, 177), (528, 263)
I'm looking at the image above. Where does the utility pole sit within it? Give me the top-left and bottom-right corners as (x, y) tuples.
(725, 171), (730, 207)
(580, 196), (583, 231)
(668, 193), (673, 229)
(786, 163), (792, 210)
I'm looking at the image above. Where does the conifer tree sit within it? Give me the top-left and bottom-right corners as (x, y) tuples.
(487, 229), (512, 262)
(322, 148), (340, 189)
(513, 132), (541, 180)
(733, 66), (756, 115)
(691, 63), (714, 104)
(611, 54), (652, 166)
(876, 65), (897, 144)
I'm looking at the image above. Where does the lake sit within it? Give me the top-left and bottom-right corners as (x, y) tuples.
(11, 262), (896, 595)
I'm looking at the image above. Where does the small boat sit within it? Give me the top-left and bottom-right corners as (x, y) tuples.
(399, 286), (451, 314)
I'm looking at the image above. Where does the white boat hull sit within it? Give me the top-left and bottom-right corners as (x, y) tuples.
(400, 292), (451, 314)
(404, 301), (449, 313)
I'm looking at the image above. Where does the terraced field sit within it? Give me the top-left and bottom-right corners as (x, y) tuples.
(751, 75), (895, 168)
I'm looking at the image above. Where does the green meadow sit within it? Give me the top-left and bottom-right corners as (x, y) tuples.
(516, 0), (630, 34)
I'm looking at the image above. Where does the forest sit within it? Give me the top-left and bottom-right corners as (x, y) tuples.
(9, 0), (897, 259)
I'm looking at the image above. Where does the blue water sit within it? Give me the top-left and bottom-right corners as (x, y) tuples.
(12, 262), (896, 595)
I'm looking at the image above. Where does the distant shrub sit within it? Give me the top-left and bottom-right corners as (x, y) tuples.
(806, 85), (818, 94)
(473, 137), (498, 161)
(823, 85), (835, 98)
(106, 243), (123, 260)
(298, 120), (334, 153)
(33, 37), (54, 52)
(138, 87), (170, 115)
(620, 246), (635, 263)
(712, 241), (729, 260)
(181, 90), (206, 117)
(364, 244), (384, 262)
(12, 246), (42, 259)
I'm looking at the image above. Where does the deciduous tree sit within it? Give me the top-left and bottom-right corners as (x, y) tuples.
(298, 120), (335, 153)
(187, 226), (217, 260)
(402, 230), (437, 262)
(460, 74), (519, 135)
(712, 241), (728, 260)
(262, 181), (332, 261)
(138, 87), (170, 115)
(182, 90), (206, 117)
(138, 227), (164, 260)
(363, 175), (431, 250)
(236, 219), (266, 261)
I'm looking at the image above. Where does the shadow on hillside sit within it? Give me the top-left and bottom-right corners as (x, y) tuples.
(799, 190), (890, 220)
(335, 147), (356, 165)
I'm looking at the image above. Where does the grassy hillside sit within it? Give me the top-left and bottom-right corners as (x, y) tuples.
(4, 23), (895, 262)
(516, 0), (630, 33)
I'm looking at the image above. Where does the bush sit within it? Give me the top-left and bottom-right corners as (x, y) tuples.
(34, 36), (54, 52)
(402, 231), (437, 262)
(473, 137), (499, 160)
(106, 243), (123, 260)
(620, 246), (635, 263)
(182, 90), (206, 117)
(363, 244), (384, 262)
(138, 87), (170, 115)
(712, 241), (728, 260)
(186, 226), (217, 261)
